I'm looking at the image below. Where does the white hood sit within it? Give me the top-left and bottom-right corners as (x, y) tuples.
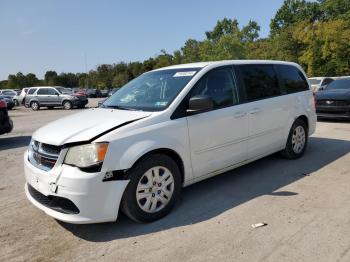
(32, 108), (151, 146)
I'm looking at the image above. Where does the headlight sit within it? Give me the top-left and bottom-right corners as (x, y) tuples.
(64, 143), (109, 168)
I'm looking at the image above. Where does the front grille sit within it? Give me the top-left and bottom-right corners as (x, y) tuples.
(28, 184), (80, 214)
(316, 100), (348, 106)
(28, 140), (61, 171)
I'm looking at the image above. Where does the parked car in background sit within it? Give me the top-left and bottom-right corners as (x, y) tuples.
(24, 86), (88, 110)
(24, 60), (316, 224)
(0, 95), (15, 110)
(86, 88), (102, 98)
(315, 78), (350, 119)
(60, 88), (73, 94)
(100, 89), (110, 97)
(73, 88), (87, 96)
(309, 77), (334, 92)
(0, 89), (17, 98)
(0, 98), (13, 135)
(13, 88), (29, 106)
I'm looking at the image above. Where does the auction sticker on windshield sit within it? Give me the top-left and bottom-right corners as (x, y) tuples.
(173, 71), (197, 77)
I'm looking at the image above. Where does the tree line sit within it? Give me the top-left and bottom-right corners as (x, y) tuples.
(1, 0), (349, 90)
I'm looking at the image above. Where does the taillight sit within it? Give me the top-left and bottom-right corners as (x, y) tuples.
(0, 100), (6, 108)
(311, 92), (316, 110)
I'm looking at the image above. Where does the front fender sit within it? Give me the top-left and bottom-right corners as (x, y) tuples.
(101, 119), (193, 184)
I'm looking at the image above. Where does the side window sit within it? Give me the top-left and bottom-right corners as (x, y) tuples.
(28, 88), (37, 95)
(190, 67), (239, 109)
(239, 64), (280, 101)
(47, 89), (57, 95)
(277, 65), (309, 93)
(37, 88), (49, 95)
(322, 78), (333, 86)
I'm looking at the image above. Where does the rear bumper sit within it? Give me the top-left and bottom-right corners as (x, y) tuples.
(317, 112), (350, 119)
(24, 151), (129, 224)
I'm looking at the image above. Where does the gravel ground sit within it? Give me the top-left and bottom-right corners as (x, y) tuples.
(0, 101), (349, 262)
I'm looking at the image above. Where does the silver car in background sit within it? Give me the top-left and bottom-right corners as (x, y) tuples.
(24, 86), (88, 110)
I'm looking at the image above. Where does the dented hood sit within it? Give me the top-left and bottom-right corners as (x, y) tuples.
(32, 108), (151, 146)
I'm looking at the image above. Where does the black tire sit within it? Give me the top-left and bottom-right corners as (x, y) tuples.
(63, 100), (72, 110)
(281, 119), (308, 159)
(121, 154), (182, 223)
(30, 101), (40, 111)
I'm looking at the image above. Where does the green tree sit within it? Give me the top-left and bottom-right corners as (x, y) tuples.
(205, 18), (240, 42)
(44, 71), (58, 85)
(270, 0), (321, 36)
(241, 20), (261, 42)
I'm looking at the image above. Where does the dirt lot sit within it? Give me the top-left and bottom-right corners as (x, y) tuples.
(0, 100), (349, 262)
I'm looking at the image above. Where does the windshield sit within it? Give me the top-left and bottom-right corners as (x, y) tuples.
(325, 79), (350, 90)
(103, 68), (200, 111)
(309, 79), (321, 85)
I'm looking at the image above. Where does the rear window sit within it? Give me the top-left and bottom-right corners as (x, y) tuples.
(239, 64), (280, 101)
(28, 88), (37, 95)
(278, 65), (309, 94)
(326, 79), (350, 90)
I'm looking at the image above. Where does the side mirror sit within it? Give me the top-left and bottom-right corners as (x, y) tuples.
(187, 95), (214, 113)
(55, 93), (60, 96)
(318, 86), (324, 91)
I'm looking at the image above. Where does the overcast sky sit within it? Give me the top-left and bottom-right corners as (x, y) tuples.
(0, 0), (285, 80)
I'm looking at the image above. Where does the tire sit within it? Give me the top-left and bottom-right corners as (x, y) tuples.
(281, 119), (308, 159)
(121, 154), (182, 223)
(63, 100), (72, 110)
(30, 101), (40, 111)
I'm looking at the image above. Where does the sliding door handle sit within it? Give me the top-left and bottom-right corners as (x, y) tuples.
(249, 108), (262, 115)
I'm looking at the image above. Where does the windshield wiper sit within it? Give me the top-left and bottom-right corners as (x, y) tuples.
(103, 105), (139, 111)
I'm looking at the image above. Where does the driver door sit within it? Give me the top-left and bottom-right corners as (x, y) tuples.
(186, 67), (249, 179)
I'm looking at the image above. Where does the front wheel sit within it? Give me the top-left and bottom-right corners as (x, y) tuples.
(63, 101), (72, 110)
(121, 154), (182, 223)
(30, 101), (40, 111)
(281, 119), (308, 159)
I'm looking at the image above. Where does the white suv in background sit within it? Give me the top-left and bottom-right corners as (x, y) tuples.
(24, 60), (316, 224)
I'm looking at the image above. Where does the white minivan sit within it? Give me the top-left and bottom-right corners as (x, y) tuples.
(24, 60), (316, 224)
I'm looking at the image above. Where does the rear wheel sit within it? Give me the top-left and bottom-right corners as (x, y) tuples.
(30, 101), (40, 111)
(281, 119), (308, 159)
(63, 100), (72, 110)
(121, 154), (181, 223)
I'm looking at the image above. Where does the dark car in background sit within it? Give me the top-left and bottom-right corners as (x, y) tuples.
(315, 78), (350, 119)
(86, 88), (102, 98)
(0, 98), (13, 135)
(0, 95), (15, 110)
(100, 89), (110, 97)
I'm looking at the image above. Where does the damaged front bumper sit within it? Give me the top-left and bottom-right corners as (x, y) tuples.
(24, 150), (129, 224)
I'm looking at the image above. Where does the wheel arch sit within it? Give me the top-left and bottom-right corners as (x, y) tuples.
(127, 148), (185, 184)
(295, 115), (309, 130)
